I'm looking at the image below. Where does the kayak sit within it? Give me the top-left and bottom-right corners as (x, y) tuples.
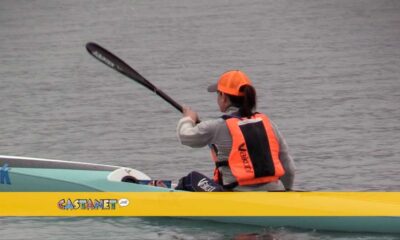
(1, 155), (399, 234)
(0, 155), (169, 192)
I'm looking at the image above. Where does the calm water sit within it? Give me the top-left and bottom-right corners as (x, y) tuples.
(1, 0), (399, 239)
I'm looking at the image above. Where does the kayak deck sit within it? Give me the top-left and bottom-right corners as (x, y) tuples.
(0, 155), (171, 192)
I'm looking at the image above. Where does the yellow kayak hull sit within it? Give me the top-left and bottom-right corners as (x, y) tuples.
(1, 192), (399, 233)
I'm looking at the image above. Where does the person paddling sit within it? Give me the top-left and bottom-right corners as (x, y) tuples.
(176, 70), (295, 191)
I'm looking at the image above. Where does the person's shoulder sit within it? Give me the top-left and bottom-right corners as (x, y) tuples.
(257, 112), (277, 125)
(194, 118), (225, 134)
(256, 112), (281, 133)
(198, 117), (225, 127)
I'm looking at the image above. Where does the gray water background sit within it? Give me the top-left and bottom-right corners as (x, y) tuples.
(0, 0), (399, 239)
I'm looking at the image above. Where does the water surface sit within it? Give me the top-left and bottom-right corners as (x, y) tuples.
(1, 0), (399, 239)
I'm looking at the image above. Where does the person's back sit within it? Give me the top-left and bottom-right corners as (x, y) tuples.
(176, 70), (295, 191)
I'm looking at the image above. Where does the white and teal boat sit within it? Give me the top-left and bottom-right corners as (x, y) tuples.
(0, 155), (167, 192)
(1, 155), (399, 234)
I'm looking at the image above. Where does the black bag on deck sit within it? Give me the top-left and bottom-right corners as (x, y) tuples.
(175, 171), (224, 192)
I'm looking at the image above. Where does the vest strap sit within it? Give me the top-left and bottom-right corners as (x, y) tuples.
(215, 161), (229, 168)
(222, 181), (238, 190)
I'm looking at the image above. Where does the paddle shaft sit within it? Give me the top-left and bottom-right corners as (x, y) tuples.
(86, 42), (183, 113)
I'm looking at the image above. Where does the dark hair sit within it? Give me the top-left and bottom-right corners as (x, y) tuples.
(227, 85), (257, 118)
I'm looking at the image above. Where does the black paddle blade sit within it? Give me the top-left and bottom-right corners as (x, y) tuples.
(86, 42), (154, 91)
(85, 42), (183, 113)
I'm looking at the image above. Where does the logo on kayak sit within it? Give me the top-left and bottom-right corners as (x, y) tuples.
(58, 198), (130, 210)
(0, 163), (11, 185)
(118, 198), (130, 207)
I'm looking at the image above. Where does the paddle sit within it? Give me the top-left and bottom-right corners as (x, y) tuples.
(85, 42), (183, 113)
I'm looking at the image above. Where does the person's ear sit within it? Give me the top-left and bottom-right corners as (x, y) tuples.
(221, 93), (231, 109)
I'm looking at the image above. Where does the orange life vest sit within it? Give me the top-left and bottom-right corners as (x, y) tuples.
(212, 113), (285, 188)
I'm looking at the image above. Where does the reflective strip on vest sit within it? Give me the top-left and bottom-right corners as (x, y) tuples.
(222, 113), (285, 186)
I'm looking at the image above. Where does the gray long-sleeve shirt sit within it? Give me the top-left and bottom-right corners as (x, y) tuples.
(176, 110), (295, 191)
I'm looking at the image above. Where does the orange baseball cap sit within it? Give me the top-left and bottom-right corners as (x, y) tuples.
(207, 70), (252, 96)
